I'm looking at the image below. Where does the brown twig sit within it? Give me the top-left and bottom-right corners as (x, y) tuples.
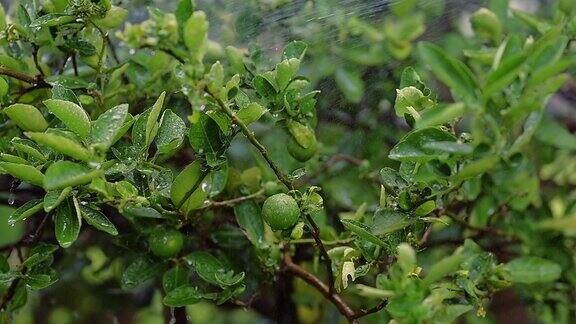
(305, 214), (335, 293)
(0, 66), (42, 84)
(205, 189), (265, 209)
(351, 301), (388, 319)
(283, 253), (356, 321)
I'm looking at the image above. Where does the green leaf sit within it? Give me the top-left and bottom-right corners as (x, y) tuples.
(156, 109), (186, 155)
(89, 104), (129, 152)
(414, 200), (436, 216)
(146, 92), (166, 147)
(3, 104), (48, 132)
(22, 244), (58, 268)
(188, 113), (224, 166)
(184, 11), (208, 60)
(418, 42), (478, 102)
(44, 187), (72, 212)
(54, 199), (81, 248)
(176, 0), (195, 31)
(163, 285), (203, 307)
(505, 257), (562, 284)
(535, 114), (576, 150)
(389, 127), (457, 162)
(422, 250), (464, 285)
(30, 13), (74, 28)
(132, 92), (166, 154)
(44, 161), (103, 190)
(234, 200), (266, 248)
(171, 161), (209, 215)
(341, 219), (386, 246)
(80, 206), (118, 236)
(334, 68), (364, 103)
(121, 257), (164, 289)
(415, 103), (466, 129)
(163, 266), (189, 292)
(11, 138), (48, 162)
(452, 155), (500, 183)
(184, 251), (226, 286)
(283, 41), (307, 61)
(0, 162), (44, 187)
(8, 199), (44, 225)
(43, 99), (91, 139)
(122, 205), (164, 219)
(26, 132), (91, 162)
(236, 102), (267, 125)
(24, 272), (58, 290)
(483, 52), (528, 100)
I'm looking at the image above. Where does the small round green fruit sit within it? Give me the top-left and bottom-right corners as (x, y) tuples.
(262, 193), (300, 230)
(148, 227), (184, 258)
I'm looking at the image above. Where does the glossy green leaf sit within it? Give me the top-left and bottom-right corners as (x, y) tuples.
(121, 257), (164, 289)
(11, 138), (47, 162)
(0, 162), (44, 187)
(89, 104), (129, 152)
(163, 266), (189, 292)
(236, 102), (267, 125)
(80, 206), (118, 236)
(389, 127), (457, 162)
(341, 219), (386, 246)
(163, 285), (203, 307)
(8, 199), (44, 225)
(54, 199), (81, 248)
(234, 200), (266, 248)
(43, 99), (91, 139)
(283, 41), (307, 61)
(171, 161), (209, 215)
(44, 161), (103, 190)
(156, 109), (186, 155)
(44, 187), (72, 212)
(184, 251), (226, 286)
(3, 104), (48, 132)
(22, 243), (58, 269)
(188, 113), (224, 166)
(26, 132), (91, 162)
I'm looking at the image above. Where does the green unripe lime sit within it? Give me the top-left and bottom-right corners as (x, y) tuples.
(287, 136), (317, 162)
(148, 227), (184, 258)
(262, 193), (300, 230)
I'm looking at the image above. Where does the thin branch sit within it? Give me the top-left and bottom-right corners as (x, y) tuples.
(205, 89), (293, 190)
(352, 301), (387, 319)
(204, 189), (265, 209)
(305, 214), (335, 293)
(32, 45), (44, 76)
(283, 253), (356, 321)
(71, 54), (79, 76)
(0, 66), (41, 84)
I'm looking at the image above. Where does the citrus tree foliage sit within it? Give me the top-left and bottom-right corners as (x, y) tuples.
(0, 0), (575, 323)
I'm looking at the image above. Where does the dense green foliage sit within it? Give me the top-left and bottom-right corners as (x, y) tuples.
(0, 0), (575, 323)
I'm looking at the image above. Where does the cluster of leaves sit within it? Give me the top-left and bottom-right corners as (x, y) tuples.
(0, 0), (575, 323)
